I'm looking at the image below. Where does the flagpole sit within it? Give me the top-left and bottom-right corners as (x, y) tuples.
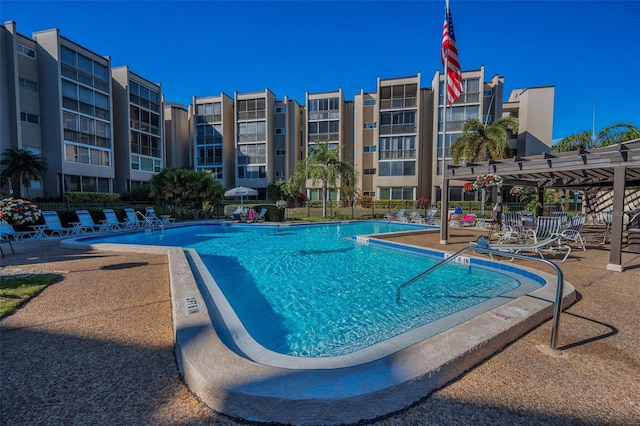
(441, 60), (448, 202)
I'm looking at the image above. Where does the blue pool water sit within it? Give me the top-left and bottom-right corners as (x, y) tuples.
(82, 222), (536, 358)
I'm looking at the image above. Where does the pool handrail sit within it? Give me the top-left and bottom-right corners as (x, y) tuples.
(396, 245), (566, 352)
(136, 210), (164, 231)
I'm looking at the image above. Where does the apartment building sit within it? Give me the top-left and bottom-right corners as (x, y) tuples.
(304, 89), (354, 201)
(163, 100), (190, 169)
(0, 21), (45, 198)
(432, 67), (499, 201)
(502, 86), (555, 157)
(353, 74), (434, 202)
(112, 66), (164, 193)
(193, 93), (235, 189)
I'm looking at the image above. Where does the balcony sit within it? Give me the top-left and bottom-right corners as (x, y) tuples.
(379, 124), (416, 135)
(379, 97), (416, 110)
(379, 149), (416, 160)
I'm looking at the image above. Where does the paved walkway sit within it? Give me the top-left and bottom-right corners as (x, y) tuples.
(1, 228), (639, 425)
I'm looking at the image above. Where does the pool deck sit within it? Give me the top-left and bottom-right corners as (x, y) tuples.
(1, 224), (639, 425)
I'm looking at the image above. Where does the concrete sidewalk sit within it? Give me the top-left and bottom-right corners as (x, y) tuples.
(1, 231), (639, 425)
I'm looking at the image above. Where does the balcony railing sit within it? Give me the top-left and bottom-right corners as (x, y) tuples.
(61, 64), (109, 93)
(379, 97), (416, 110)
(379, 124), (416, 135)
(308, 132), (339, 142)
(379, 149), (416, 159)
(237, 111), (266, 120)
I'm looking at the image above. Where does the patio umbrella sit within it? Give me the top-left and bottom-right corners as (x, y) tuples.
(224, 186), (258, 208)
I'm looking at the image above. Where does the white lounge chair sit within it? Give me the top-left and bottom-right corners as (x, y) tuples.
(0, 222), (36, 240)
(72, 210), (108, 233)
(41, 211), (76, 237)
(102, 209), (130, 230)
(124, 208), (145, 228)
(471, 234), (572, 262)
(559, 214), (586, 251)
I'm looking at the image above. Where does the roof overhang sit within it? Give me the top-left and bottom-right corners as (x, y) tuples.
(447, 139), (640, 189)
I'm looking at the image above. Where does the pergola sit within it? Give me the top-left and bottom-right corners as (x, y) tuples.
(440, 138), (640, 272)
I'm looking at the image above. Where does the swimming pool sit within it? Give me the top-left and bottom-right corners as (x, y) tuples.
(62, 221), (576, 424)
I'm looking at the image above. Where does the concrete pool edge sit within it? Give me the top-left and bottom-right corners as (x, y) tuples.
(60, 234), (576, 425)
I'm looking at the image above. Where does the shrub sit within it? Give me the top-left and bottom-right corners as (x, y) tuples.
(64, 192), (121, 203)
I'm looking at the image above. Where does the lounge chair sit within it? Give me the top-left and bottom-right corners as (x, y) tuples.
(256, 208), (268, 222)
(72, 210), (108, 233)
(471, 234), (572, 262)
(102, 209), (130, 230)
(41, 211), (76, 237)
(409, 211), (424, 223)
(145, 207), (175, 226)
(423, 209), (438, 225)
(525, 216), (563, 244)
(559, 214), (586, 251)
(0, 234), (14, 258)
(124, 208), (145, 228)
(0, 222), (36, 240)
(460, 214), (476, 226)
(384, 209), (406, 221)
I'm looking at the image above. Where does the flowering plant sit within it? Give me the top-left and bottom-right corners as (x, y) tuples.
(276, 200), (287, 209)
(417, 197), (430, 208)
(0, 197), (42, 225)
(509, 186), (533, 197)
(463, 173), (503, 193)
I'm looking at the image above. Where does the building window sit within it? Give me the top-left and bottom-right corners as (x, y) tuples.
(17, 43), (36, 59)
(363, 168), (376, 175)
(131, 155), (162, 172)
(364, 99), (377, 106)
(275, 170), (286, 178)
(378, 161), (415, 176)
(238, 143), (266, 165)
(64, 142), (111, 166)
(237, 121), (266, 142)
(275, 106), (285, 114)
(237, 98), (266, 120)
(19, 78), (38, 92)
(20, 112), (40, 124)
(363, 122), (377, 129)
(64, 175), (111, 192)
(275, 128), (285, 135)
(363, 145), (377, 153)
(378, 187), (414, 200)
(275, 149), (286, 156)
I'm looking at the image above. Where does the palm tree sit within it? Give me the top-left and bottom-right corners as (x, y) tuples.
(553, 122), (640, 152)
(449, 117), (518, 165)
(293, 141), (356, 218)
(0, 148), (48, 199)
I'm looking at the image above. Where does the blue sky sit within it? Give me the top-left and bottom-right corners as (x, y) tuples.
(2, 0), (639, 140)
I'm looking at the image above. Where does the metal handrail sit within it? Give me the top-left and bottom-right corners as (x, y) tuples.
(136, 210), (163, 232)
(396, 245), (566, 352)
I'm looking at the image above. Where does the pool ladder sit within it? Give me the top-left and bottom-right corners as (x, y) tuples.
(136, 210), (164, 232)
(396, 245), (566, 353)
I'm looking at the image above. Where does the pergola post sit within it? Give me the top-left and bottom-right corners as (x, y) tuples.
(607, 165), (627, 271)
(440, 177), (450, 244)
(536, 186), (545, 217)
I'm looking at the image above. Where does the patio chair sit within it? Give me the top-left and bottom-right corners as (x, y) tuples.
(409, 211), (424, 224)
(124, 208), (146, 228)
(256, 208), (268, 222)
(525, 216), (563, 244)
(72, 210), (108, 233)
(0, 222), (36, 240)
(384, 209), (406, 221)
(559, 214), (586, 251)
(471, 234), (572, 262)
(41, 211), (76, 237)
(459, 214), (476, 227)
(102, 209), (130, 230)
(145, 207), (175, 226)
(0, 234), (14, 258)
(494, 224), (521, 244)
(552, 211), (569, 226)
(423, 209), (439, 225)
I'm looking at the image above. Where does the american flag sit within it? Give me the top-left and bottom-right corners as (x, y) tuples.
(441, 0), (463, 105)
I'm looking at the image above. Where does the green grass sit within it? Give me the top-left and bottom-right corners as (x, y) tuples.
(0, 274), (61, 318)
